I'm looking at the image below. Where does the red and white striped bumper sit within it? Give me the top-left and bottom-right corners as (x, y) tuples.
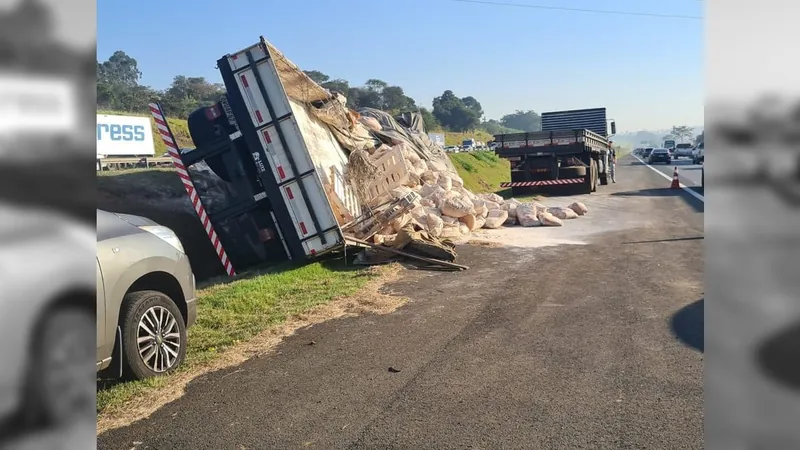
(500, 178), (584, 187)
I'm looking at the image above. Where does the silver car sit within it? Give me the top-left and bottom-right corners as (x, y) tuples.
(96, 210), (197, 380)
(0, 206), (95, 431)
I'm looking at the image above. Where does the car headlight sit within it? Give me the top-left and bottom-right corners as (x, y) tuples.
(140, 225), (185, 254)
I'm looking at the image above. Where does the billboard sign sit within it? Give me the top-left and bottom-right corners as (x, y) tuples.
(0, 73), (77, 135)
(427, 132), (445, 147)
(97, 114), (155, 157)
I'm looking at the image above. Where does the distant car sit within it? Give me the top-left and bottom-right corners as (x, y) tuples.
(648, 148), (672, 164)
(96, 210), (197, 381)
(692, 142), (704, 164)
(0, 206), (95, 430)
(674, 143), (694, 159)
(642, 147), (654, 159)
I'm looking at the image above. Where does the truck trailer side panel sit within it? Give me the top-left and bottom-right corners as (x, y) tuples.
(541, 108), (608, 137)
(219, 39), (360, 259)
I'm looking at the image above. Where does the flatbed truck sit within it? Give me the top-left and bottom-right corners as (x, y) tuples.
(494, 107), (616, 195)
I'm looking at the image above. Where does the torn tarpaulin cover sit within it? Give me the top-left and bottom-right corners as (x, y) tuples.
(357, 108), (444, 162)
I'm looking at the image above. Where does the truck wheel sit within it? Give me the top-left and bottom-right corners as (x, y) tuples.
(120, 290), (187, 381)
(581, 168), (592, 194)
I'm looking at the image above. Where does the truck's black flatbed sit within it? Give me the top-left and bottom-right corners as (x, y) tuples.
(493, 129), (610, 156)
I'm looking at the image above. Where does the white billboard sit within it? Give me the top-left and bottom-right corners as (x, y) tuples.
(427, 132), (445, 147)
(0, 73), (77, 135)
(96, 114), (155, 157)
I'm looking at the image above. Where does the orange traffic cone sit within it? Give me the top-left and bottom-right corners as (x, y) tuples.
(670, 167), (680, 189)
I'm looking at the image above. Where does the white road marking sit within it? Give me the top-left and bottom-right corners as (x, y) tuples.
(633, 155), (705, 203)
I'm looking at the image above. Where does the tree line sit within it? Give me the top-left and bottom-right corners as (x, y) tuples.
(97, 51), (546, 135)
(662, 125), (696, 144)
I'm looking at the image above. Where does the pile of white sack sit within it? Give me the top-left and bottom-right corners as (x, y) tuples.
(365, 142), (590, 243)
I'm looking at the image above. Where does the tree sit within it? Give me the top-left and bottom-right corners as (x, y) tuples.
(670, 125), (695, 143)
(160, 75), (225, 118)
(320, 79), (350, 95)
(303, 70), (330, 85)
(354, 88), (383, 109)
(420, 107), (440, 131)
(461, 96), (483, 120)
(432, 90), (480, 131)
(481, 119), (521, 135)
(381, 86), (416, 112)
(97, 50), (142, 87)
(500, 110), (541, 132)
(364, 79), (389, 93)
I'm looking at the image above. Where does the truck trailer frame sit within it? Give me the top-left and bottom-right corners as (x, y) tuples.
(493, 129), (611, 195)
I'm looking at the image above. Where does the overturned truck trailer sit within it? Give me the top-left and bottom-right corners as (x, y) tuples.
(151, 38), (370, 275)
(151, 36), (449, 275)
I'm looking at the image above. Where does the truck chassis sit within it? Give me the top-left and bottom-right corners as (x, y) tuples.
(493, 129), (611, 195)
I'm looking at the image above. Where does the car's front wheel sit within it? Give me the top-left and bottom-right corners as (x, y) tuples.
(23, 305), (96, 429)
(120, 290), (187, 380)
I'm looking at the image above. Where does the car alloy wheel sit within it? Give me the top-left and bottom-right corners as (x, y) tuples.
(137, 305), (182, 373)
(22, 306), (95, 429)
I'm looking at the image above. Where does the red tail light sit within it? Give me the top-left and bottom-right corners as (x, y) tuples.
(205, 105), (222, 120)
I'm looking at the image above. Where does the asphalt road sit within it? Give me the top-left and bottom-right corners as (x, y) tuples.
(98, 157), (705, 450)
(634, 155), (704, 187)
(703, 151), (800, 448)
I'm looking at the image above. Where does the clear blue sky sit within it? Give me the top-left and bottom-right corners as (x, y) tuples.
(98, 0), (703, 132)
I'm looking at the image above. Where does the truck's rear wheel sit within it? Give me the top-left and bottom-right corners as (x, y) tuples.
(580, 162), (595, 194)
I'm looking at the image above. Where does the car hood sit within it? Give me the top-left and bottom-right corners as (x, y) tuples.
(0, 204), (95, 295)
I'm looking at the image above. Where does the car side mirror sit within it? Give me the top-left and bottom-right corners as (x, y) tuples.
(610, 121), (617, 135)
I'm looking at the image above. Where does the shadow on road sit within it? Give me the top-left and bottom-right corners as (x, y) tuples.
(611, 187), (704, 213)
(623, 236), (703, 245)
(612, 187), (683, 198)
(670, 298), (704, 352)
(756, 320), (800, 390)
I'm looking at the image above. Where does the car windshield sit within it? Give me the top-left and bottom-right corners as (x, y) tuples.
(653, 149), (668, 154)
(676, 144), (692, 149)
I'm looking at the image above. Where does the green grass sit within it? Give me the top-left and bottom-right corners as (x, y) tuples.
(449, 151), (510, 193)
(441, 130), (495, 147)
(97, 260), (378, 414)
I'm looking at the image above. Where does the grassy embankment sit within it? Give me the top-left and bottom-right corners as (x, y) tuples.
(438, 129), (495, 147)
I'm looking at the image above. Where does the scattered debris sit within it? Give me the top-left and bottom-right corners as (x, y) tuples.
(467, 240), (504, 248)
(388, 367), (402, 373)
